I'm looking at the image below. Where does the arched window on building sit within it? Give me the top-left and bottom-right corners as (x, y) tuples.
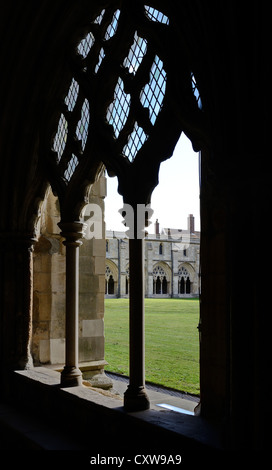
(126, 267), (129, 295)
(105, 265), (115, 295)
(159, 242), (163, 255)
(178, 266), (191, 295)
(153, 265), (168, 295)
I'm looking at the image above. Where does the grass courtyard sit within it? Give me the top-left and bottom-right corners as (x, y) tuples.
(104, 298), (200, 396)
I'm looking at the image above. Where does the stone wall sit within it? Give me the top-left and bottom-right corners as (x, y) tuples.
(32, 178), (111, 387)
(32, 189), (65, 364)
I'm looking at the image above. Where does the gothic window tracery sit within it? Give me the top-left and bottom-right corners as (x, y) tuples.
(191, 73), (202, 110)
(49, 2), (204, 216)
(144, 6), (170, 25)
(52, 5), (168, 186)
(105, 265), (115, 295)
(178, 266), (191, 294)
(153, 264), (168, 294)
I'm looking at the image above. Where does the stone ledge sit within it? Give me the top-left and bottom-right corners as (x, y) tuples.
(42, 361), (113, 389)
(79, 359), (108, 370)
(10, 367), (222, 451)
(42, 360), (108, 372)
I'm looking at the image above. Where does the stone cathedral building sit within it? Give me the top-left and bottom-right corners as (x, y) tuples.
(105, 215), (200, 298)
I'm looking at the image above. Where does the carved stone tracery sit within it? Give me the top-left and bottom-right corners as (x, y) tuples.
(49, 1), (205, 216)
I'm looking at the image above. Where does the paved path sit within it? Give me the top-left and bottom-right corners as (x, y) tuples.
(106, 372), (199, 415)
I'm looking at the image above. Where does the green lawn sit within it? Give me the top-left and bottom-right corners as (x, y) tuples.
(104, 298), (200, 395)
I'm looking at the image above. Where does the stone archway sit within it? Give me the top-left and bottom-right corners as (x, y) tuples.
(153, 262), (171, 296)
(105, 260), (118, 297)
(178, 263), (196, 296)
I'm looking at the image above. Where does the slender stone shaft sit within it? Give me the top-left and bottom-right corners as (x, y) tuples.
(58, 222), (86, 387)
(124, 213), (150, 411)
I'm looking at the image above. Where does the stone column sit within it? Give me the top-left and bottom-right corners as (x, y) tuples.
(124, 235), (150, 411)
(17, 235), (36, 370)
(0, 233), (36, 373)
(58, 221), (86, 387)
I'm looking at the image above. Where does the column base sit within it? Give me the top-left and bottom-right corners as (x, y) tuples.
(60, 366), (82, 387)
(124, 385), (150, 412)
(79, 360), (113, 390)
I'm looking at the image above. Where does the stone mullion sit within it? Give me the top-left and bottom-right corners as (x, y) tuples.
(124, 208), (150, 411)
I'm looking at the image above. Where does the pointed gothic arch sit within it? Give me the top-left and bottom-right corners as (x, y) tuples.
(46, 3), (205, 222)
(2, 0), (271, 450)
(37, 1), (205, 408)
(152, 262), (171, 296)
(178, 263), (195, 296)
(105, 260), (118, 296)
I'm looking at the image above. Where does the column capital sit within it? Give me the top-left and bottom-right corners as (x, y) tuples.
(58, 221), (86, 246)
